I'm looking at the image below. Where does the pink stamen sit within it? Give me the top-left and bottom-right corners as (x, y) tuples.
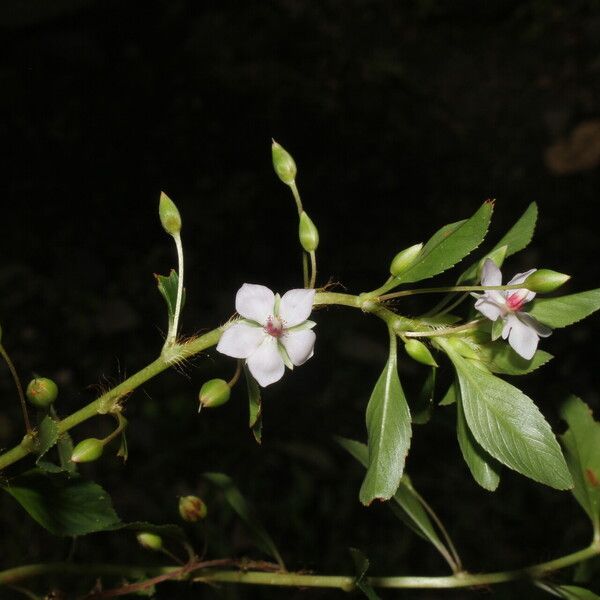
(265, 316), (284, 338)
(506, 291), (526, 311)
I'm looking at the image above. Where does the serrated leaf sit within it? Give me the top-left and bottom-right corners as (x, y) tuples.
(456, 388), (501, 491)
(349, 548), (381, 600)
(412, 368), (436, 424)
(244, 365), (262, 444)
(338, 437), (450, 561)
(477, 342), (553, 376)
(359, 337), (412, 505)
(560, 396), (600, 534)
(458, 203), (537, 284)
(35, 416), (59, 463)
(528, 289), (600, 329)
(392, 201), (493, 286)
(203, 472), (284, 569)
(442, 341), (572, 489)
(2, 469), (120, 536)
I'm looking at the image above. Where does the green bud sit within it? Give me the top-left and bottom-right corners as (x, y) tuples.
(404, 339), (438, 367)
(299, 211), (319, 252)
(446, 336), (480, 360)
(179, 495), (208, 522)
(26, 377), (58, 408)
(271, 140), (297, 185)
(524, 269), (570, 293)
(199, 378), (231, 409)
(159, 191), (182, 235)
(390, 243), (423, 277)
(136, 532), (163, 551)
(71, 438), (104, 463)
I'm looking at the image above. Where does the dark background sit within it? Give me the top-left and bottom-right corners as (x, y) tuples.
(1, 1), (600, 598)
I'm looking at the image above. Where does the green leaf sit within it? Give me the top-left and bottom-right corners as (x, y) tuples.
(442, 341), (572, 489)
(349, 548), (381, 600)
(439, 382), (457, 406)
(244, 365), (262, 444)
(155, 270), (185, 333)
(392, 201), (493, 285)
(456, 388), (501, 491)
(458, 202), (537, 284)
(203, 472), (285, 569)
(338, 438), (449, 559)
(412, 368), (435, 424)
(528, 289), (600, 329)
(550, 584), (600, 599)
(360, 334), (412, 505)
(560, 396), (600, 534)
(477, 342), (553, 376)
(35, 416), (59, 463)
(2, 469), (120, 536)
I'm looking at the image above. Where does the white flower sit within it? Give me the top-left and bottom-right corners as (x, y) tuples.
(473, 259), (552, 360)
(216, 284), (316, 387)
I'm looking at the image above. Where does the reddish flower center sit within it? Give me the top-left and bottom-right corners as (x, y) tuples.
(506, 291), (526, 312)
(265, 316), (284, 338)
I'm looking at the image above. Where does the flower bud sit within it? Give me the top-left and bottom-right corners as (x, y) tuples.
(404, 339), (438, 367)
(179, 495), (208, 522)
(524, 269), (570, 293)
(390, 243), (423, 277)
(299, 211), (319, 252)
(159, 191), (182, 235)
(136, 532), (163, 551)
(71, 438), (104, 463)
(26, 377), (58, 408)
(271, 140), (297, 185)
(199, 378), (231, 409)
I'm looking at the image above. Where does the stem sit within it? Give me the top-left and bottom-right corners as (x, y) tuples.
(434, 292), (470, 317)
(0, 344), (32, 435)
(309, 251), (317, 289)
(1, 543), (597, 591)
(302, 252), (309, 288)
(404, 320), (482, 338)
(165, 232), (185, 348)
(227, 361), (242, 388)
(378, 283), (524, 302)
(289, 181), (303, 216)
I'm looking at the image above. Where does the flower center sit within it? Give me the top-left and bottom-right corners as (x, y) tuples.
(265, 315), (284, 338)
(506, 291), (526, 312)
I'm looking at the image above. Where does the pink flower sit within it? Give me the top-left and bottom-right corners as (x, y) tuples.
(217, 284), (316, 387)
(473, 259), (551, 360)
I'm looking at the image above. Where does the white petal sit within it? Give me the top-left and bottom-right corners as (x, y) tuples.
(247, 337), (285, 387)
(480, 259), (502, 286)
(281, 329), (316, 366)
(216, 322), (266, 358)
(235, 284), (275, 325)
(279, 288), (315, 327)
(507, 316), (539, 360)
(474, 297), (504, 321)
(518, 312), (553, 338)
(507, 268), (536, 286)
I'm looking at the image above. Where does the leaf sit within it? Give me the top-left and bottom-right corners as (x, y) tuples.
(203, 472), (284, 569)
(359, 336), (412, 505)
(412, 368), (436, 424)
(2, 469), (120, 536)
(35, 416), (59, 463)
(57, 432), (77, 474)
(244, 365), (262, 444)
(458, 203), (537, 284)
(560, 396), (600, 533)
(550, 584), (600, 599)
(349, 548), (381, 600)
(456, 388), (501, 491)
(477, 342), (553, 376)
(439, 382), (457, 406)
(338, 437), (449, 558)
(392, 201), (493, 285)
(155, 270), (185, 333)
(528, 289), (600, 329)
(442, 341), (572, 489)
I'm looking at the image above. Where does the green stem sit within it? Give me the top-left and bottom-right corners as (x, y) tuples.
(378, 283), (524, 302)
(1, 543), (597, 590)
(309, 251), (317, 289)
(302, 252), (309, 288)
(164, 232), (185, 348)
(289, 181), (303, 216)
(0, 344), (32, 435)
(404, 320), (482, 338)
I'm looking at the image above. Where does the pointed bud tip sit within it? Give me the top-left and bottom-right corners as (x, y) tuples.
(159, 191), (182, 235)
(71, 438), (104, 463)
(199, 378), (231, 409)
(136, 532), (163, 551)
(404, 339), (438, 367)
(299, 211), (319, 252)
(525, 269), (571, 293)
(390, 243), (423, 277)
(26, 377), (58, 408)
(271, 140), (297, 185)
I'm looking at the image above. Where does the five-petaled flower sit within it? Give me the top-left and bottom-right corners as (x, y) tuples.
(473, 259), (552, 360)
(217, 284), (316, 387)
